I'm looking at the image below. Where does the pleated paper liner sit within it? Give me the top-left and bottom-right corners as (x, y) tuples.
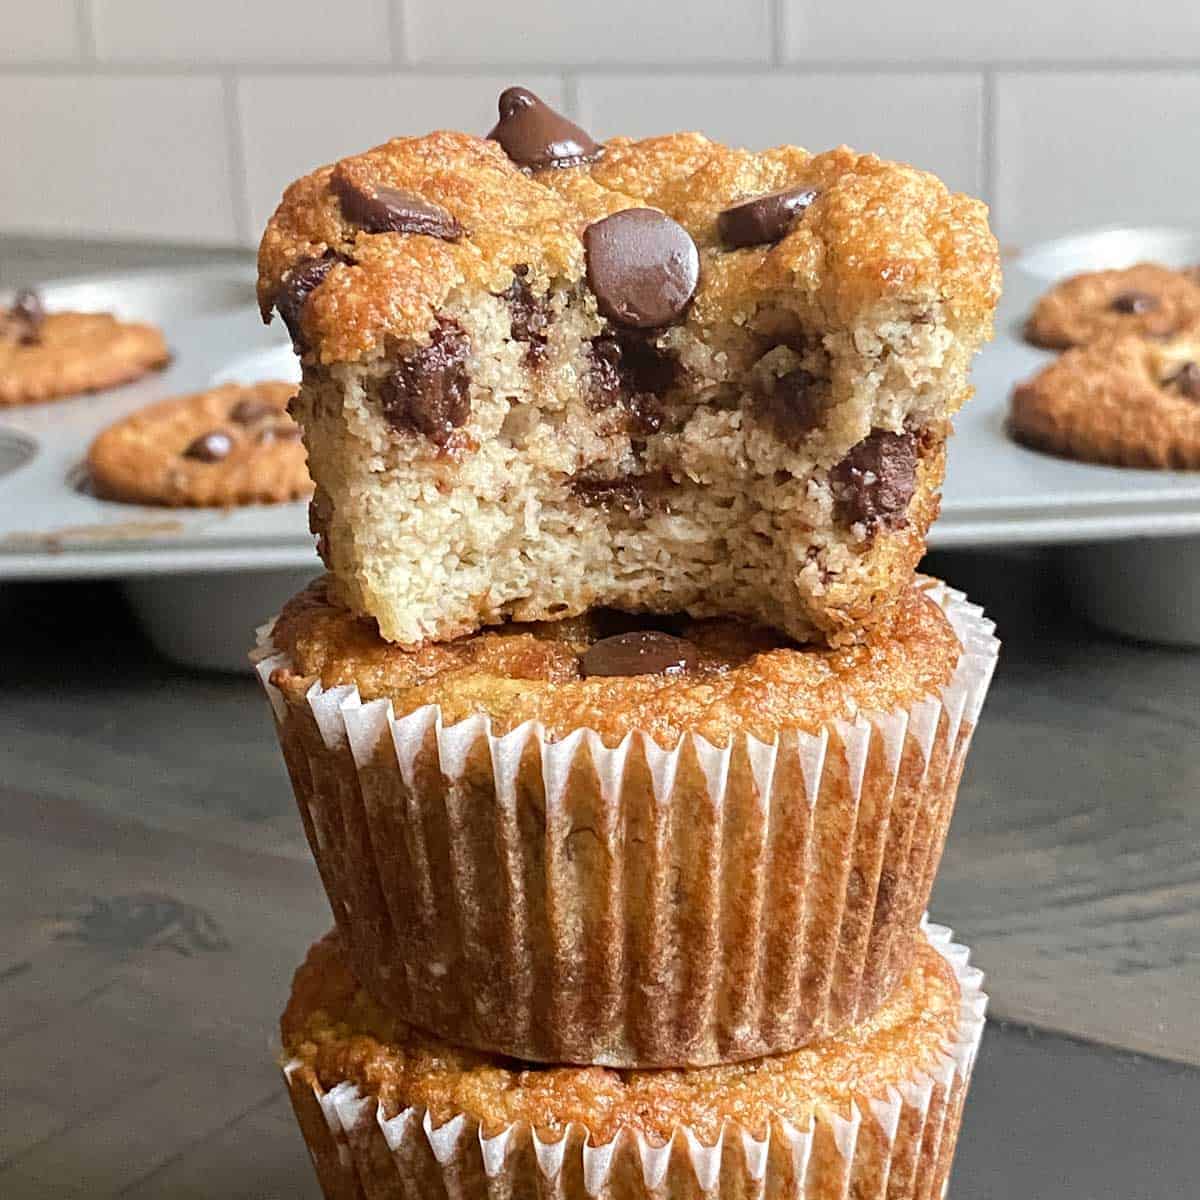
(255, 579), (998, 1068)
(283, 922), (986, 1200)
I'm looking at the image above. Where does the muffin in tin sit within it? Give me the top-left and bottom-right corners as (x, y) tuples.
(256, 576), (997, 1068)
(282, 923), (986, 1200)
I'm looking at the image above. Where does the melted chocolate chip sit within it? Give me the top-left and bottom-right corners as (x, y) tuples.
(229, 397), (278, 425)
(498, 265), (551, 363)
(379, 321), (472, 446)
(10, 288), (45, 344)
(585, 208), (700, 329)
(572, 476), (655, 519)
(331, 170), (463, 240)
(1164, 361), (1200, 401)
(832, 430), (919, 531)
(717, 186), (819, 249)
(183, 430), (233, 463)
(487, 86), (603, 171)
(1110, 290), (1158, 315)
(757, 368), (823, 445)
(588, 334), (674, 432)
(581, 630), (698, 678)
(274, 252), (344, 352)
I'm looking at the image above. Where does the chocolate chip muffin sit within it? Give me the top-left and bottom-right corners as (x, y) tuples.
(1011, 322), (1200, 468)
(283, 924), (986, 1200)
(255, 575), (998, 1067)
(1024, 262), (1200, 351)
(0, 288), (169, 406)
(88, 381), (311, 506)
(257, 88), (999, 649)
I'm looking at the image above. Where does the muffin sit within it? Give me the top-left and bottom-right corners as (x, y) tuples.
(88, 381), (311, 506)
(1024, 262), (1200, 351)
(1011, 320), (1200, 468)
(254, 576), (997, 1067)
(257, 89), (999, 648)
(0, 287), (170, 406)
(282, 922), (986, 1200)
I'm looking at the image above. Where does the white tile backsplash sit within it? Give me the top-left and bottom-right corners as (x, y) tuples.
(403, 0), (772, 65)
(0, 4), (1198, 247)
(91, 0), (394, 64)
(783, 0), (1200, 62)
(236, 74), (564, 235)
(0, 76), (237, 243)
(0, 1), (81, 63)
(993, 72), (1200, 243)
(577, 73), (983, 197)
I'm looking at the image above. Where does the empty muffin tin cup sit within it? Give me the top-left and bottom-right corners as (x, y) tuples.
(1064, 536), (1200, 648)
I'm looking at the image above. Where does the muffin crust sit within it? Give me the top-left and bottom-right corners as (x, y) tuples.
(270, 576), (961, 747)
(283, 929), (961, 1145)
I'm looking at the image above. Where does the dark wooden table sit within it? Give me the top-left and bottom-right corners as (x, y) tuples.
(3, 241), (1199, 1197)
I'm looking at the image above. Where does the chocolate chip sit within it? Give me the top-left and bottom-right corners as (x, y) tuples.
(757, 368), (823, 445)
(1164, 361), (1200, 401)
(487, 86), (602, 171)
(717, 186), (819, 249)
(11, 288), (45, 344)
(274, 253), (343, 352)
(498, 265), (551, 364)
(183, 430), (233, 463)
(588, 334), (674, 432)
(1110, 290), (1158, 315)
(331, 170), (463, 240)
(379, 321), (471, 446)
(581, 630), (698, 678)
(584, 208), (700, 330)
(832, 430), (919, 531)
(229, 397), (278, 425)
(255, 423), (303, 445)
(572, 476), (654, 519)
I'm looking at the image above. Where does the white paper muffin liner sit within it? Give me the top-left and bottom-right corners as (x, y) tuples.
(255, 578), (998, 1068)
(282, 921), (986, 1200)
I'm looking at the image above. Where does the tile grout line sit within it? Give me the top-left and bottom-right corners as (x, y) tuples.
(221, 72), (253, 248)
(74, 0), (96, 61)
(1, 59), (1200, 78)
(981, 68), (997, 216)
(770, 0), (786, 66)
(389, 0), (408, 66)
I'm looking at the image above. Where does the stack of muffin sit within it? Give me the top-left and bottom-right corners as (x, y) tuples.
(253, 89), (1002, 1199)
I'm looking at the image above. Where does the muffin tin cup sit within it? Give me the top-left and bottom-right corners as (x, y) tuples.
(281, 921), (986, 1200)
(254, 580), (998, 1069)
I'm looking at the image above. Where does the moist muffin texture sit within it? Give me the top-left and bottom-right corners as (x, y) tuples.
(283, 928), (961, 1145)
(270, 575), (960, 748)
(1024, 262), (1200, 350)
(1011, 321), (1200, 468)
(0, 293), (169, 406)
(88, 381), (311, 506)
(258, 100), (999, 648)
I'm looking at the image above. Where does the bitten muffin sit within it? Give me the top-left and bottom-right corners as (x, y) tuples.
(255, 576), (998, 1067)
(0, 288), (169, 405)
(283, 925), (986, 1200)
(257, 88), (999, 648)
(88, 381), (311, 506)
(1024, 263), (1200, 350)
(1011, 322), (1200, 468)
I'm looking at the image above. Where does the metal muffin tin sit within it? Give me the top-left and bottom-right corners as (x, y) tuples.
(1, 229), (1198, 667)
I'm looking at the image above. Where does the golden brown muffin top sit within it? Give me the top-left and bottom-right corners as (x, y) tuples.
(268, 577), (961, 747)
(1024, 263), (1200, 350)
(258, 111), (999, 365)
(1011, 319), (1200, 469)
(283, 930), (960, 1144)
